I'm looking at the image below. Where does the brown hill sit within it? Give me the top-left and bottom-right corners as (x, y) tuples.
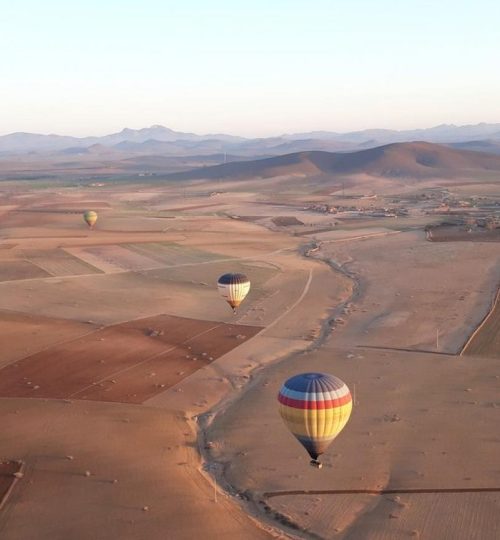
(165, 142), (500, 181)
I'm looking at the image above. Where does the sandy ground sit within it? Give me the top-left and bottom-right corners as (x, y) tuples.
(0, 399), (271, 540)
(205, 217), (500, 539)
(208, 345), (500, 538)
(1, 182), (500, 539)
(319, 230), (500, 353)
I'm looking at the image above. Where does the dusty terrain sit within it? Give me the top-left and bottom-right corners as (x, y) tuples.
(0, 167), (499, 539)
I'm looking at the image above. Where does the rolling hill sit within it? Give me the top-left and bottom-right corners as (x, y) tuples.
(447, 140), (500, 155)
(164, 142), (500, 181)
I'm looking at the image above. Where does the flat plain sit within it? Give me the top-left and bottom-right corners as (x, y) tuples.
(0, 151), (499, 539)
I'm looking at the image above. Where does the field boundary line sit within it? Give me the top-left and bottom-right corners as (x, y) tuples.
(263, 486), (500, 498)
(0, 461), (24, 513)
(358, 345), (455, 356)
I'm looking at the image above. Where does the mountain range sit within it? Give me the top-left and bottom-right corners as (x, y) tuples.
(2, 123), (500, 158)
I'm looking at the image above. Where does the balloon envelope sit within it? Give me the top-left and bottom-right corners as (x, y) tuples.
(83, 210), (98, 228)
(217, 273), (250, 311)
(278, 372), (352, 461)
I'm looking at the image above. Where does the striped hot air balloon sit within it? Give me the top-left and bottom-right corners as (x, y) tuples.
(217, 273), (250, 313)
(83, 210), (98, 228)
(278, 372), (352, 468)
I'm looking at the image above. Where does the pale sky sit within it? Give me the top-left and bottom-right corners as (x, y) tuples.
(1, 0), (499, 137)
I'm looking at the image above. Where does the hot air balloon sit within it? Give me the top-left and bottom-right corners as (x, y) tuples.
(83, 210), (98, 229)
(278, 372), (352, 468)
(217, 273), (250, 313)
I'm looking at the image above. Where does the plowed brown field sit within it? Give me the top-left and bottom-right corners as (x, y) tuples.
(0, 260), (49, 282)
(0, 314), (261, 403)
(428, 225), (500, 242)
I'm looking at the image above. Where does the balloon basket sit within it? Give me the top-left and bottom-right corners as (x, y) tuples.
(310, 459), (322, 469)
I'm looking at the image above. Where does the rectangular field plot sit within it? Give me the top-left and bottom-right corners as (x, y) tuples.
(0, 260), (50, 282)
(22, 249), (103, 276)
(64, 242), (227, 273)
(0, 314), (262, 404)
(123, 242), (224, 266)
(428, 225), (500, 243)
(75, 245), (165, 272)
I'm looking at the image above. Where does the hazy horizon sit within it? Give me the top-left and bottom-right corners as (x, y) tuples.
(2, 0), (499, 138)
(2, 120), (500, 140)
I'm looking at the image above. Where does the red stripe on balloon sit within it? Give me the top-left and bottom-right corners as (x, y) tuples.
(278, 393), (352, 409)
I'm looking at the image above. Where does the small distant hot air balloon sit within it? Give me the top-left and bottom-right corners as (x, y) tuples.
(217, 273), (250, 313)
(278, 372), (352, 468)
(83, 210), (98, 229)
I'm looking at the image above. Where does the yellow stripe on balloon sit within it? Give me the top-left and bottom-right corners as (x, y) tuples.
(279, 402), (352, 438)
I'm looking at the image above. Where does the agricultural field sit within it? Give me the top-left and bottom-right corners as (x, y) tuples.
(271, 216), (304, 227)
(78, 244), (165, 272)
(0, 311), (97, 369)
(428, 225), (500, 242)
(64, 242), (228, 274)
(0, 314), (262, 403)
(124, 242), (226, 266)
(0, 260), (49, 282)
(22, 249), (103, 276)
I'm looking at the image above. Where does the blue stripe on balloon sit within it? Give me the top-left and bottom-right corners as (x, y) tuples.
(282, 373), (345, 393)
(279, 385), (349, 402)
